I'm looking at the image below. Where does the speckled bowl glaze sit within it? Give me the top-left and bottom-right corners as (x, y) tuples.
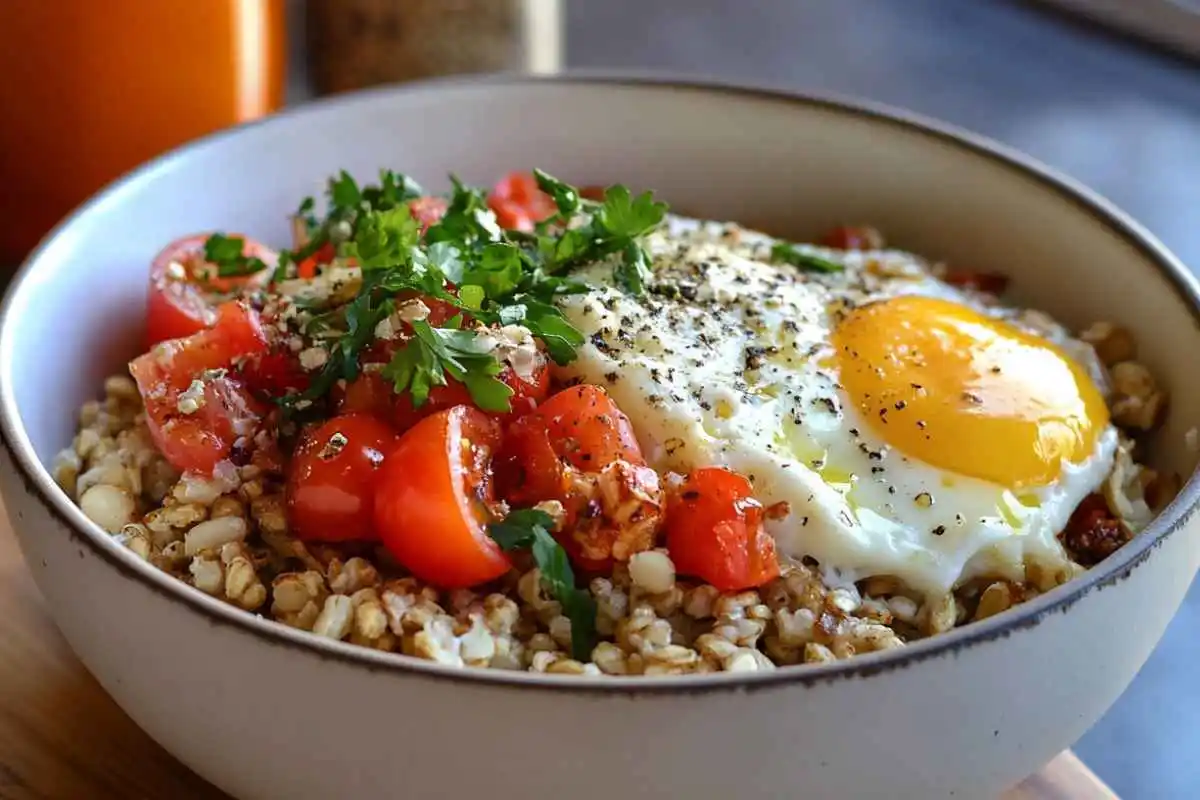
(1, 75), (1197, 800)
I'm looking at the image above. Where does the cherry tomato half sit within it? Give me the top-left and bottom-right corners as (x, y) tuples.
(286, 413), (399, 542)
(496, 384), (644, 508)
(145, 234), (277, 347)
(488, 172), (557, 232)
(374, 406), (511, 588)
(665, 467), (781, 592)
(235, 349), (311, 399)
(129, 302), (270, 474)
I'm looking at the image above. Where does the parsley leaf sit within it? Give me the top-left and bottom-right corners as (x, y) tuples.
(328, 170), (362, 213)
(514, 297), (585, 365)
(613, 241), (653, 295)
(463, 242), (525, 298)
(422, 241), (465, 284)
(203, 233), (271, 278)
(295, 196), (318, 231)
(529, 182), (668, 296)
(382, 320), (512, 411)
(488, 509), (597, 661)
(271, 251), (295, 284)
(769, 242), (843, 273)
(362, 169), (423, 210)
(458, 284), (486, 310)
(424, 176), (501, 246)
(533, 168), (581, 218)
(596, 185), (668, 240)
(349, 206), (421, 270)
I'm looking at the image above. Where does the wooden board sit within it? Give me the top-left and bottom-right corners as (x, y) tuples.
(0, 504), (1116, 799)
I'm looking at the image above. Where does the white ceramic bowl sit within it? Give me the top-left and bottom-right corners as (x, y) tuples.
(1, 75), (1198, 800)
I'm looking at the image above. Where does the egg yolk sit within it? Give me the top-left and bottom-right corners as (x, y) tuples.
(832, 295), (1108, 489)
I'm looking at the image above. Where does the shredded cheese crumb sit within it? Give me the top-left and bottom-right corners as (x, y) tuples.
(396, 299), (431, 323)
(374, 316), (399, 341)
(177, 380), (207, 415)
(299, 347), (328, 371)
(477, 324), (539, 382)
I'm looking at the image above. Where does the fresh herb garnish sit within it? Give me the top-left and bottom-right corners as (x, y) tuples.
(613, 240), (654, 296)
(269, 169), (666, 416)
(769, 242), (844, 273)
(362, 169), (424, 210)
(296, 196), (318, 231)
(527, 173), (669, 296)
(328, 170), (363, 214)
(382, 320), (513, 412)
(533, 168), (581, 219)
(462, 242), (526, 298)
(488, 508), (597, 661)
(347, 205), (422, 270)
(596, 184), (669, 241)
(202, 233), (271, 279)
(424, 176), (501, 247)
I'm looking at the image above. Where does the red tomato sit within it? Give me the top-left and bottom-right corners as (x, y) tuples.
(391, 381), (477, 432)
(335, 371), (395, 420)
(294, 241), (335, 280)
(286, 413), (399, 542)
(236, 349), (311, 398)
(374, 406), (511, 588)
(337, 353), (551, 433)
(496, 384), (643, 508)
(130, 302), (270, 474)
(819, 225), (884, 251)
(488, 172), (557, 232)
(942, 269), (1010, 295)
(665, 467), (780, 592)
(409, 196), (449, 232)
(145, 234), (277, 347)
(504, 357), (552, 417)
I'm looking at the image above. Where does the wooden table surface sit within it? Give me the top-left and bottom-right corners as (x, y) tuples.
(0, 505), (1117, 800)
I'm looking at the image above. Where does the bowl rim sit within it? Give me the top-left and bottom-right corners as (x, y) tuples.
(3, 70), (1198, 695)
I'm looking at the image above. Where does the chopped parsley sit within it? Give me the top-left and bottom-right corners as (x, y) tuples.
(202, 233), (271, 279)
(769, 242), (844, 273)
(382, 319), (512, 412)
(488, 508), (597, 661)
(529, 171), (669, 295)
(203, 169), (667, 417)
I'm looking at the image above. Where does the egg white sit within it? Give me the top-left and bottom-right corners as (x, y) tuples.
(554, 215), (1116, 597)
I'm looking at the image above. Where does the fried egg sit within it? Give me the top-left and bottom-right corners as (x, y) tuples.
(554, 217), (1116, 597)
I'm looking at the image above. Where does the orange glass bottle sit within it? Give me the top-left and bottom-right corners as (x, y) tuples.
(0, 1), (286, 265)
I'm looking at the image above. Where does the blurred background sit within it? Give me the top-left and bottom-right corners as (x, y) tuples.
(1, 1), (1198, 796)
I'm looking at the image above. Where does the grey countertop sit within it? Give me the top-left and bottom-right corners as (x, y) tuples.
(566, 4), (1199, 797)
(289, 1), (1200, 795)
